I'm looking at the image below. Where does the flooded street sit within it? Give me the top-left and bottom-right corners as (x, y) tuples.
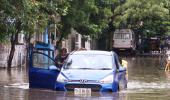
(1, 56), (170, 100)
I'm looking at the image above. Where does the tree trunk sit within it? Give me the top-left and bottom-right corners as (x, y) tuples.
(108, 21), (115, 51)
(7, 20), (21, 69)
(25, 34), (31, 68)
(7, 43), (15, 69)
(7, 33), (17, 69)
(109, 32), (113, 51)
(55, 29), (64, 50)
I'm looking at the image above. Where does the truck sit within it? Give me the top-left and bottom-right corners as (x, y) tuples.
(113, 29), (136, 54)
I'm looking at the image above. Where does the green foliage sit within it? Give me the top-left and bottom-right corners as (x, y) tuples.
(60, 0), (116, 38)
(1, 0), (170, 42)
(0, 0), (71, 42)
(114, 0), (170, 37)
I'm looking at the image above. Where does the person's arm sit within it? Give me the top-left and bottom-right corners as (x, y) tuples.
(55, 56), (62, 66)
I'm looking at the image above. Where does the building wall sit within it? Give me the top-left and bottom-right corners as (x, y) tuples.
(62, 29), (93, 52)
(84, 36), (91, 50)
(32, 28), (96, 54)
(0, 45), (10, 67)
(0, 44), (26, 68)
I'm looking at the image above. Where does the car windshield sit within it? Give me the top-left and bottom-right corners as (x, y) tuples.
(64, 54), (113, 70)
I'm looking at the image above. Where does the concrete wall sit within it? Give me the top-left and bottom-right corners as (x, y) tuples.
(0, 45), (10, 67)
(0, 44), (26, 68)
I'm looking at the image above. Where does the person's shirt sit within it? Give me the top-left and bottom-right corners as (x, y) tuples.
(55, 54), (68, 67)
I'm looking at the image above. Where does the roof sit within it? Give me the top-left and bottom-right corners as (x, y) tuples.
(70, 50), (113, 56)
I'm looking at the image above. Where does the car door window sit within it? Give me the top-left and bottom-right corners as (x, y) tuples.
(33, 52), (55, 69)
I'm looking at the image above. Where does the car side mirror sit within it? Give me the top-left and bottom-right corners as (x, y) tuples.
(63, 59), (72, 69)
(66, 59), (72, 66)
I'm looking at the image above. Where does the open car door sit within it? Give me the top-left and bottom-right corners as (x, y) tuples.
(29, 51), (60, 90)
(29, 42), (60, 90)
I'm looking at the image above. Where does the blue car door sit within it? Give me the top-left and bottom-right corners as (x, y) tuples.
(29, 52), (60, 90)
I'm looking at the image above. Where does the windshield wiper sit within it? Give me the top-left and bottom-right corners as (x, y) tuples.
(78, 68), (111, 70)
(98, 68), (112, 70)
(65, 68), (112, 70)
(78, 68), (94, 70)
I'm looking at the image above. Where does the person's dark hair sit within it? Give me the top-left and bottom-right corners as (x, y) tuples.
(61, 48), (67, 52)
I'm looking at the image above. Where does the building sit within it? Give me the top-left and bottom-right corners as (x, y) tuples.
(62, 29), (92, 52)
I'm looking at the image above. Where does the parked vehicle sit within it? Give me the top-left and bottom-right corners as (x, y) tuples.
(113, 29), (136, 54)
(29, 42), (127, 93)
(56, 50), (127, 92)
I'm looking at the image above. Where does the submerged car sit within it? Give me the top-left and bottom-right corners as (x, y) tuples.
(56, 50), (127, 92)
(29, 42), (127, 92)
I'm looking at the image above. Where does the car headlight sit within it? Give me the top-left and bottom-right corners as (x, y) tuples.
(57, 74), (68, 83)
(99, 75), (113, 84)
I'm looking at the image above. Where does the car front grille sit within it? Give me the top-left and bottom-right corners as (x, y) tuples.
(65, 84), (102, 92)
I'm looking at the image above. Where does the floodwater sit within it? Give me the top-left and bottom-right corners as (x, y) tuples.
(1, 56), (170, 100)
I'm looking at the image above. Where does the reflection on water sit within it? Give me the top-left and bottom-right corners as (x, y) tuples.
(28, 89), (125, 100)
(0, 68), (28, 86)
(165, 71), (170, 80)
(128, 81), (170, 90)
(1, 56), (170, 100)
(0, 87), (28, 100)
(4, 83), (29, 89)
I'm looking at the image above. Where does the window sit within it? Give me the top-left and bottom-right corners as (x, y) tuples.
(123, 34), (130, 39)
(32, 53), (55, 69)
(114, 33), (121, 39)
(114, 33), (130, 39)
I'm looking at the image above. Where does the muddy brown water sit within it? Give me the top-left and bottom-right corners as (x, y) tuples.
(0, 56), (170, 100)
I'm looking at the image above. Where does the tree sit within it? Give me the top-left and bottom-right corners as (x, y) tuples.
(162, 0), (170, 35)
(60, 0), (116, 50)
(0, 0), (70, 68)
(113, 0), (169, 37)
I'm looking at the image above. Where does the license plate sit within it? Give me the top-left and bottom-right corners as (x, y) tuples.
(74, 88), (91, 96)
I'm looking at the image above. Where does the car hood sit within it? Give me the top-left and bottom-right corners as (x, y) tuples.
(60, 69), (113, 80)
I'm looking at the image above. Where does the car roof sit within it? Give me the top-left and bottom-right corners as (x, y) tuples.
(70, 50), (114, 56)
